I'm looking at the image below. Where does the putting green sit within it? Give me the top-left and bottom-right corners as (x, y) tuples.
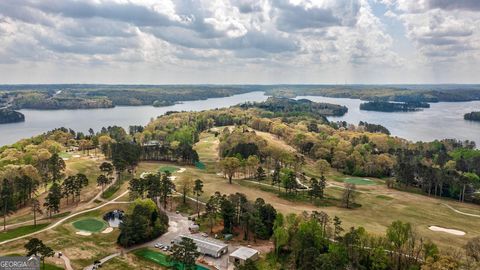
(158, 166), (179, 174)
(343, 177), (377, 185)
(72, 218), (107, 233)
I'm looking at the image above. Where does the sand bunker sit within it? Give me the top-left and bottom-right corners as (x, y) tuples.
(72, 155), (81, 158)
(428, 226), (465, 236)
(62, 158), (69, 161)
(177, 168), (186, 173)
(216, 172), (224, 176)
(168, 176), (177, 181)
(101, 227), (113, 234)
(75, 231), (92, 236)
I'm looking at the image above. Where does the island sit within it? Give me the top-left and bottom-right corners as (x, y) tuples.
(464, 111), (480, 122)
(359, 101), (430, 112)
(0, 108), (25, 124)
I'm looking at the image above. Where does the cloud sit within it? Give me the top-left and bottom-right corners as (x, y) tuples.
(428, 0), (480, 11)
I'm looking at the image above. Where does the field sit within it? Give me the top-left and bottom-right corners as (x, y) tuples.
(72, 218), (107, 233)
(342, 177), (378, 185)
(0, 223), (50, 242)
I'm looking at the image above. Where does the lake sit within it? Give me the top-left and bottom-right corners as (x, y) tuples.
(1, 91), (480, 147)
(297, 95), (480, 146)
(0, 91), (268, 146)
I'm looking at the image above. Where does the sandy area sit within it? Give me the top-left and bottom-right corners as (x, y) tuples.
(62, 158), (69, 161)
(101, 227), (113, 234)
(75, 231), (92, 236)
(72, 155), (81, 158)
(169, 176), (177, 181)
(177, 168), (186, 173)
(428, 226), (465, 236)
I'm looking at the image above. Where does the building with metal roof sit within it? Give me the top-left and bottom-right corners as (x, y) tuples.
(229, 247), (259, 265)
(173, 234), (228, 258)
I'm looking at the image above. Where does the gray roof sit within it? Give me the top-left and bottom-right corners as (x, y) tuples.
(176, 234), (228, 254)
(229, 247), (258, 260)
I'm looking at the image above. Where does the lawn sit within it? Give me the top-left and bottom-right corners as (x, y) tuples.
(0, 223), (50, 242)
(72, 218), (107, 233)
(342, 177), (377, 185)
(134, 248), (209, 270)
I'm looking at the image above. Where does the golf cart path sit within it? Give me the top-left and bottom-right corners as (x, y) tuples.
(442, 203), (480, 218)
(0, 190), (130, 246)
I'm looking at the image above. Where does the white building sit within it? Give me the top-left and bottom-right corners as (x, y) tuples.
(229, 247), (259, 265)
(173, 234), (228, 258)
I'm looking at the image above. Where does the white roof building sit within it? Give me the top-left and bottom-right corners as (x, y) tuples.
(174, 234), (228, 258)
(229, 247), (259, 265)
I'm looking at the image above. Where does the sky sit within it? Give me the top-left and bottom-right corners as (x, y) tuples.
(1, 0), (480, 84)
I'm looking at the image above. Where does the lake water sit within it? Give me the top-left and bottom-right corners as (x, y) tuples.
(0, 91), (268, 146)
(1, 91), (480, 147)
(296, 95), (480, 146)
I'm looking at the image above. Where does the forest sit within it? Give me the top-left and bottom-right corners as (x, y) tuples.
(359, 101), (430, 112)
(264, 85), (480, 102)
(0, 84), (258, 110)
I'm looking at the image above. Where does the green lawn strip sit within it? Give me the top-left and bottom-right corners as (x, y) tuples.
(0, 223), (50, 242)
(133, 248), (209, 270)
(342, 177), (377, 185)
(44, 263), (64, 270)
(72, 218), (107, 233)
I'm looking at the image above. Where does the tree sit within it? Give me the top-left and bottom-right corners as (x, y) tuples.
(333, 216), (344, 241)
(466, 236), (480, 262)
(193, 179), (203, 218)
(159, 173), (175, 209)
(221, 157), (241, 184)
(255, 166), (266, 182)
(281, 168), (296, 195)
(316, 159), (330, 176)
(170, 237), (200, 270)
(25, 238), (54, 270)
(1, 178), (14, 230)
(99, 162), (114, 178)
(341, 183), (356, 208)
(96, 174), (111, 193)
(47, 153), (65, 183)
(178, 177), (193, 205)
(31, 198), (43, 227)
(117, 199), (169, 247)
(44, 183), (62, 217)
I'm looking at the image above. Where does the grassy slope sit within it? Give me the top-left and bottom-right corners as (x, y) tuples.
(193, 130), (480, 251)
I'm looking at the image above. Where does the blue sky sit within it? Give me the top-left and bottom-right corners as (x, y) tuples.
(0, 0), (479, 84)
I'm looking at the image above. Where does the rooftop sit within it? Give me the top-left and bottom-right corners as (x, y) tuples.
(229, 247), (259, 260)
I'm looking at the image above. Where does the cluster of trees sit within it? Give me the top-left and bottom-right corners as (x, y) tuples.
(239, 97), (348, 119)
(24, 238), (54, 269)
(464, 111), (480, 122)
(0, 108), (25, 124)
(358, 121), (391, 135)
(271, 212), (472, 270)
(117, 199), (169, 247)
(128, 172), (175, 209)
(203, 192), (277, 241)
(360, 101), (429, 112)
(395, 144), (480, 202)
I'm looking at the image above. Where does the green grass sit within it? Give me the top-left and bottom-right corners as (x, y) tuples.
(342, 177), (377, 185)
(158, 166), (179, 173)
(0, 223), (50, 242)
(134, 248), (209, 270)
(72, 218), (107, 233)
(376, 195), (393, 200)
(101, 185), (120, 199)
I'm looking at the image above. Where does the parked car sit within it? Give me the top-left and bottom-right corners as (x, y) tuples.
(201, 232), (208, 237)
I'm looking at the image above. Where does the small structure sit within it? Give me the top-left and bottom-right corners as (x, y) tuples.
(174, 234), (228, 258)
(188, 224), (200, 233)
(229, 247), (259, 265)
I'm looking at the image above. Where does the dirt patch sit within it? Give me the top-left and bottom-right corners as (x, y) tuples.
(428, 226), (465, 236)
(177, 168), (186, 173)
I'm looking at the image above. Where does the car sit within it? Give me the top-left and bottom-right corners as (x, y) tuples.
(162, 246), (168, 251)
(154, 244), (160, 248)
(201, 232), (208, 237)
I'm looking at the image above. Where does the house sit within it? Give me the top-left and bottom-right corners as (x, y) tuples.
(229, 247), (259, 265)
(173, 234), (228, 258)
